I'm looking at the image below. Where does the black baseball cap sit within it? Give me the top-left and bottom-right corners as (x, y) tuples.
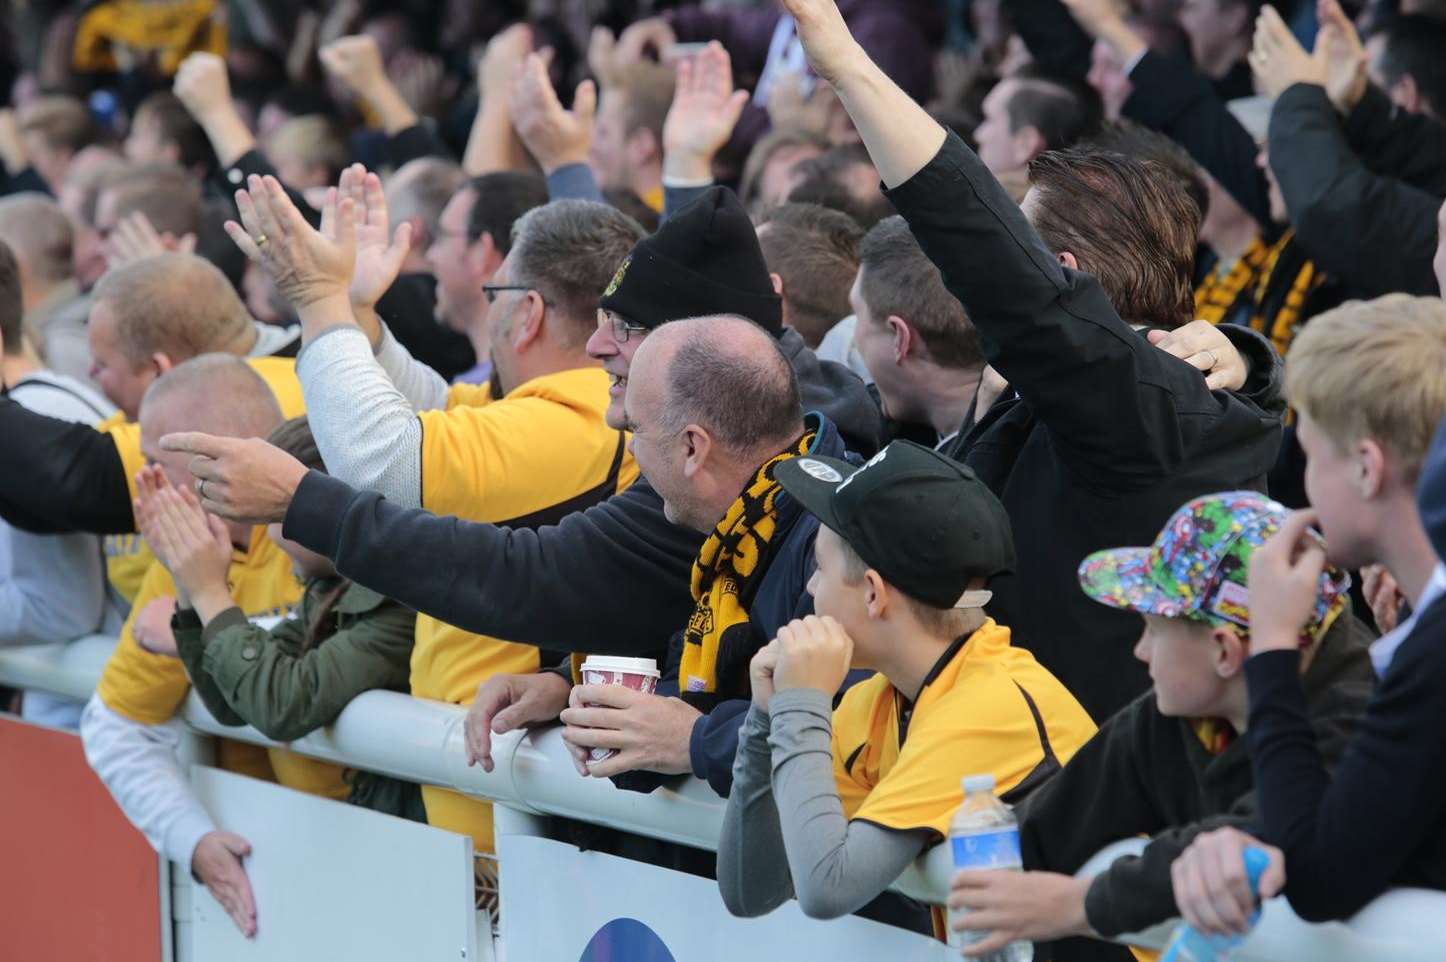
(776, 440), (1016, 609)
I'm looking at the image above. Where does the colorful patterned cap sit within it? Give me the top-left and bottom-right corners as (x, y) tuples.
(1078, 491), (1351, 643)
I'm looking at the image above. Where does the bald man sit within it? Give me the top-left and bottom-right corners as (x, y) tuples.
(80, 355), (338, 940)
(0, 253), (303, 558)
(166, 316), (854, 797)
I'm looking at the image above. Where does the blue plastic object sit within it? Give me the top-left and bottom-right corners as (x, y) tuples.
(1160, 847), (1272, 962)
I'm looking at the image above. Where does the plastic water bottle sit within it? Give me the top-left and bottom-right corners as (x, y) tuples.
(949, 774), (1032, 962)
(1160, 847), (1273, 962)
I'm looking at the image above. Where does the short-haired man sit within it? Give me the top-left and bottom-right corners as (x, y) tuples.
(947, 491), (1374, 957)
(590, 62), (676, 212)
(1366, 14), (1446, 119)
(368, 157), (477, 381)
(0, 240), (118, 729)
(1172, 295), (1446, 932)
(0, 193), (82, 361)
(125, 92), (212, 175)
(719, 441), (1095, 934)
(81, 355), (336, 941)
(170, 180), (646, 853)
(94, 164), (204, 264)
(15, 95), (98, 193)
(425, 171), (548, 383)
(849, 215), (985, 452)
(756, 202), (863, 349)
(973, 72), (1097, 193)
(0, 252), (305, 603)
(786, 144), (895, 229)
(779, 0), (1283, 722)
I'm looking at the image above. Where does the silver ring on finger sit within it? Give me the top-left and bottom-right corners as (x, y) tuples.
(197, 478), (208, 501)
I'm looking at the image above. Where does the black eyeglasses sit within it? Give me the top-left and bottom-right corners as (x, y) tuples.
(482, 284), (531, 304)
(603, 310), (651, 344)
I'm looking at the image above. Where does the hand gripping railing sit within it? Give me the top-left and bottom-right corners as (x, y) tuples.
(3, 635), (1446, 960)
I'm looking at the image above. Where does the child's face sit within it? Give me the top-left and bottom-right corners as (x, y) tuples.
(266, 522), (336, 582)
(1298, 411), (1375, 571)
(1134, 615), (1231, 718)
(806, 526), (873, 668)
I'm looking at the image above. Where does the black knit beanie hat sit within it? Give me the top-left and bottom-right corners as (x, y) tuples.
(598, 185), (783, 337)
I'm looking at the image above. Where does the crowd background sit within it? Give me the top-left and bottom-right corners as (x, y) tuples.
(0, 0), (1443, 959)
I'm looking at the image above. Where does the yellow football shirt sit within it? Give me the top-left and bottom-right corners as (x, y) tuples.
(413, 366), (638, 853)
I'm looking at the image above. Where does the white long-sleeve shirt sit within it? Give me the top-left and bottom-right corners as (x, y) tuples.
(80, 694), (214, 866)
(1, 371), (123, 728)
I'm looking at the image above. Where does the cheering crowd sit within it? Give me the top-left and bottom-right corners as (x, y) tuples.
(0, 0), (1444, 957)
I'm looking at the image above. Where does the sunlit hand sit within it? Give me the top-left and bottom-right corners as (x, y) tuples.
(1147, 321), (1250, 391)
(333, 163), (412, 312)
(559, 684), (702, 778)
(192, 831), (258, 938)
(509, 51), (596, 174)
(772, 615), (854, 695)
(766, 71), (834, 136)
(159, 432), (310, 526)
(1248, 5), (1326, 98)
(1247, 509), (1328, 652)
(173, 52), (235, 122)
(480, 23), (534, 100)
(778, 0), (868, 87)
(1171, 827), (1285, 937)
(949, 870), (1093, 954)
(613, 18), (677, 69)
(464, 672), (572, 772)
(226, 174), (356, 311)
(662, 41), (749, 182)
(318, 34), (388, 100)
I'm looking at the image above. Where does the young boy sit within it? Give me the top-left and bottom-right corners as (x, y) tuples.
(1171, 295), (1446, 932)
(716, 440), (1097, 937)
(947, 491), (1375, 959)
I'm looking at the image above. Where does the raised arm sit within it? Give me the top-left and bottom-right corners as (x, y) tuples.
(509, 52), (605, 204)
(464, 25), (533, 176)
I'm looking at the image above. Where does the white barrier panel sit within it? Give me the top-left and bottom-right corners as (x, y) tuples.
(6, 634), (1446, 962)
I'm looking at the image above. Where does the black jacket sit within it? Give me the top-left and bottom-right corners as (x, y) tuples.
(1269, 83), (1443, 298)
(883, 133), (1284, 722)
(374, 273), (477, 383)
(1247, 595), (1446, 921)
(1341, 84), (1446, 196)
(1019, 611), (1375, 944)
(282, 340), (880, 660)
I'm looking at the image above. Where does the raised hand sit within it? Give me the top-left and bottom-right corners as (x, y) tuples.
(105, 211), (196, 269)
(480, 23), (534, 101)
(777, 0), (866, 87)
(1146, 321), (1249, 391)
(173, 52), (234, 122)
(614, 18), (677, 69)
(1249, 5), (1326, 98)
(509, 51), (596, 174)
(225, 174), (356, 313)
(1317, 0), (1369, 114)
(134, 464), (234, 617)
(1246, 509), (1330, 652)
(663, 42), (750, 182)
(319, 34), (388, 102)
(335, 163), (412, 312)
(766, 70), (833, 136)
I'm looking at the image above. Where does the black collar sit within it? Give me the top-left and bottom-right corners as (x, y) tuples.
(896, 632), (973, 745)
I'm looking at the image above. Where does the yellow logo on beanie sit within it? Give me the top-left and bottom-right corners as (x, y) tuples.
(604, 256), (631, 297)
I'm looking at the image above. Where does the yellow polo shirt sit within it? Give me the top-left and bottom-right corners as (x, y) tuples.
(413, 366), (638, 853)
(98, 356), (307, 604)
(94, 527), (348, 801)
(832, 620), (1096, 839)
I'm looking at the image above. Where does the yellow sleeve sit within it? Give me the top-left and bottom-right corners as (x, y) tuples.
(245, 356), (307, 419)
(851, 677), (1063, 840)
(445, 382), (496, 411)
(95, 561), (193, 725)
(418, 396), (615, 521)
(830, 675), (889, 821)
(98, 414), (144, 504)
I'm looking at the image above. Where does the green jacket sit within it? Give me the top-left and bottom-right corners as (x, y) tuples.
(173, 577), (425, 821)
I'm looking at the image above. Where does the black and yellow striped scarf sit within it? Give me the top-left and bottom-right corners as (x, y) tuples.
(680, 431), (815, 695)
(1196, 230), (1324, 356)
(73, 0), (224, 75)
(1195, 236), (1272, 326)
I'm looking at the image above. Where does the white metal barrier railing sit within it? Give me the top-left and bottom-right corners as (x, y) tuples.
(3, 634), (1446, 960)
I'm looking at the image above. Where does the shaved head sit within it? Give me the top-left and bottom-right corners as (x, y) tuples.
(140, 355), (282, 473)
(625, 315), (805, 532)
(93, 252), (253, 365)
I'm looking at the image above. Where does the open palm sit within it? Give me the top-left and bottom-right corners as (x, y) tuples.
(335, 163), (412, 310)
(663, 41), (749, 163)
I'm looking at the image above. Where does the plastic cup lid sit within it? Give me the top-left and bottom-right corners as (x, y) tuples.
(579, 656), (660, 676)
(961, 774), (996, 794)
